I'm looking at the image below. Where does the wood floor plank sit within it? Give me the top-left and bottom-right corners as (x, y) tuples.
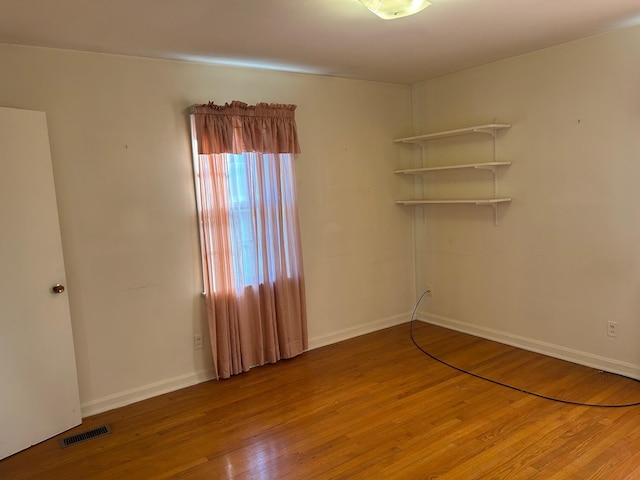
(2, 321), (640, 479)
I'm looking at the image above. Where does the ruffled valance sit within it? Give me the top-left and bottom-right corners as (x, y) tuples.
(191, 101), (301, 155)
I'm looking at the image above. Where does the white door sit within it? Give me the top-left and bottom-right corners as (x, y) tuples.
(0, 107), (81, 460)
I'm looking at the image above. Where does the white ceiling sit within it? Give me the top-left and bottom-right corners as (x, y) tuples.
(1, 0), (640, 84)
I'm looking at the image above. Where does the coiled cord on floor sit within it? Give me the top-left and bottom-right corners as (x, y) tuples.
(409, 290), (640, 408)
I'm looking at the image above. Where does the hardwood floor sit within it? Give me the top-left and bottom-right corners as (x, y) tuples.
(3, 322), (640, 479)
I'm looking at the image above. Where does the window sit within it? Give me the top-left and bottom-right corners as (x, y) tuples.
(210, 152), (298, 293)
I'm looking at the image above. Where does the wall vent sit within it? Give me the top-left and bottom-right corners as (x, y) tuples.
(58, 424), (112, 449)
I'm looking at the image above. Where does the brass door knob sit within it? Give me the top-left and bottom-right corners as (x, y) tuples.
(52, 284), (65, 294)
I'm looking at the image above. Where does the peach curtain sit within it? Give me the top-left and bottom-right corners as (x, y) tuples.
(191, 101), (307, 379)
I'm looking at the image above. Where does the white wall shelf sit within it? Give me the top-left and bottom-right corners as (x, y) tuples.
(393, 123), (512, 225)
(393, 124), (511, 144)
(394, 161), (511, 175)
(396, 198), (512, 206)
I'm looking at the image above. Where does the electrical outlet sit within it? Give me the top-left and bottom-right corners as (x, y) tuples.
(194, 333), (204, 350)
(425, 285), (433, 297)
(607, 321), (618, 338)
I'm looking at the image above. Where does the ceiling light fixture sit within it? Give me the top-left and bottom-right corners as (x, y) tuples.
(357, 0), (432, 20)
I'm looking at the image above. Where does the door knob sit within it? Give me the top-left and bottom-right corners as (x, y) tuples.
(52, 283), (65, 294)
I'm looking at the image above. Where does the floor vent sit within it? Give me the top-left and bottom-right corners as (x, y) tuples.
(59, 424), (112, 449)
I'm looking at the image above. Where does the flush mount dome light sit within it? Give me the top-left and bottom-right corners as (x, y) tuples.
(357, 0), (432, 19)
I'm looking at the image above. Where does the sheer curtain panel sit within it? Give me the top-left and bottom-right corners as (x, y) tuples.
(190, 101), (307, 379)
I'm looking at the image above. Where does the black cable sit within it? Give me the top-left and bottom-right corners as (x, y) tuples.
(409, 290), (640, 408)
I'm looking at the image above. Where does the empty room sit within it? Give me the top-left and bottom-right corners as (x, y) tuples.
(1, 1), (640, 478)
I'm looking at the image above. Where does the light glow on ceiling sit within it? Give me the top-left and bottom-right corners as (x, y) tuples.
(357, 0), (432, 20)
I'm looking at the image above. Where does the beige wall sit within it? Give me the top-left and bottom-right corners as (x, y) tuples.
(0, 45), (414, 414)
(410, 26), (640, 377)
(7, 23), (635, 415)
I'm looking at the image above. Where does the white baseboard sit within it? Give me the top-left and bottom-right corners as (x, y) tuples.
(81, 313), (410, 417)
(81, 369), (216, 418)
(308, 312), (410, 351)
(417, 311), (640, 380)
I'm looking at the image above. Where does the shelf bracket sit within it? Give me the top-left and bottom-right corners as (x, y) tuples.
(474, 164), (499, 197)
(474, 165), (500, 225)
(473, 127), (499, 137)
(474, 165), (497, 174)
(474, 201), (500, 226)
